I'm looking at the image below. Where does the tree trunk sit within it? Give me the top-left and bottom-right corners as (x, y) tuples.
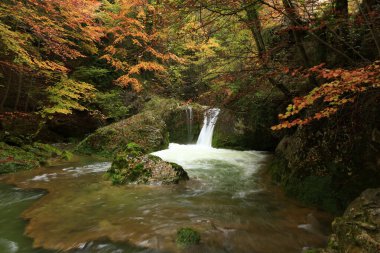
(361, 0), (378, 13)
(24, 78), (33, 112)
(282, 0), (318, 87)
(246, 5), (266, 57)
(282, 0), (310, 66)
(357, 0), (380, 57)
(268, 77), (292, 97)
(245, 4), (292, 97)
(1, 73), (12, 111)
(14, 74), (23, 110)
(334, 0), (348, 18)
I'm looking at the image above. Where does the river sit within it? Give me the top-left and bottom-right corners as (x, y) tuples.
(0, 108), (331, 252)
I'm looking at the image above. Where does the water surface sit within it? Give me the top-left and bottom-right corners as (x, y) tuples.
(0, 144), (331, 253)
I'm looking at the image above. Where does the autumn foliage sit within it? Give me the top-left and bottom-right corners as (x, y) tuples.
(271, 62), (380, 130)
(0, 0), (379, 125)
(101, 0), (179, 92)
(0, 0), (177, 118)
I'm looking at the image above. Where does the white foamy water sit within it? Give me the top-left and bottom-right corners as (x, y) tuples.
(185, 106), (193, 143)
(0, 238), (19, 253)
(30, 173), (57, 182)
(28, 163), (111, 182)
(153, 108), (268, 183)
(152, 143), (266, 173)
(196, 108), (220, 147)
(62, 162), (111, 176)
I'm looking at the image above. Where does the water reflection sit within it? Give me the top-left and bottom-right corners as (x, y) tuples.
(0, 146), (331, 253)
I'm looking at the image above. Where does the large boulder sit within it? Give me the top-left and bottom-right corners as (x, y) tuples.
(76, 97), (205, 157)
(322, 188), (380, 253)
(76, 111), (168, 157)
(106, 143), (189, 185)
(212, 108), (279, 150)
(212, 91), (285, 151)
(270, 94), (380, 213)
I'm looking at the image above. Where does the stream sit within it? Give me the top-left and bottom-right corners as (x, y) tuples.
(0, 109), (332, 253)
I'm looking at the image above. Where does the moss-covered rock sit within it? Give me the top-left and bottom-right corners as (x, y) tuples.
(321, 188), (380, 253)
(213, 90), (285, 151)
(176, 228), (201, 247)
(76, 97), (205, 157)
(270, 95), (380, 214)
(106, 143), (189, 185)
(76, 111), (168, 157)
(0, 142), (72, 174)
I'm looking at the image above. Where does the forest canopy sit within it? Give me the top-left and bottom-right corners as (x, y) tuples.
(0, 0), (379, 129)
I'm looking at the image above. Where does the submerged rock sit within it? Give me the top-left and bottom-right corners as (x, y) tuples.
(106, 143), (189, 185)
(322, 188), (380, 253)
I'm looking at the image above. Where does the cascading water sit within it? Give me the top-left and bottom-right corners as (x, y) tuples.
(185, 106), (193, 143)
(0, 106), (329, 253)
(196, 108), (220, 147)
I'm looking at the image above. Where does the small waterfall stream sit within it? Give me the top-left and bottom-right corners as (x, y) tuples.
(196, 108), (220, 147)
(185, 106), (193, 143)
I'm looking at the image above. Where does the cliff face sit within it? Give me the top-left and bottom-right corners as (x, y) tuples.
(269, 94), (380, 214)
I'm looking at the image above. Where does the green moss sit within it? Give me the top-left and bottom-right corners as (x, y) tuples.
(212, 130), (245, 150)
(290, 176), (334, 206)
(0, 161), (39, 174)
(61, 150), (73, 160)
(268, 157), (288, 182)
(125, 142), (144, 157)
(126, 162), (149, 183)
(134, 163), (144, 170)
(109, 153), (129, 173)
(176, 228), (201, 247)
(270, 154), (377, 214)
(75, 127), (119, 157)
(147, 154), (161, 162)
(269, 158), (340, 214)
(170, 162), (190, 182)
(303, 249), (321, 253)
(109, 173), (125, 185)
(33, 142), (62, 155)
(106, 142), (188, 185)
(222, 91), (282, 151)
(107, 143), (150, 184)
(285, 176), (339, 214)
(0, 142), (70, 174)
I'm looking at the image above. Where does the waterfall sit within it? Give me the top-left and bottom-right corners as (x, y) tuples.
(196, 108), (220, 147)
(185, 106), (193, 143)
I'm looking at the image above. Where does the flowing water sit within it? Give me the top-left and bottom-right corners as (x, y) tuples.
(196, 108), (220, 147)
(185, 106), (193, 143)
(0, 109), (332, 253)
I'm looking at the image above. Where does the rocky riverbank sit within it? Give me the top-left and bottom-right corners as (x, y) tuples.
(269, 94), (380, 214)
(321, 188), (380, 253)
(0, 142), (72, 174)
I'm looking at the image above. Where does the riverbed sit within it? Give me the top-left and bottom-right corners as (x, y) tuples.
(0, 143), (331, 253)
